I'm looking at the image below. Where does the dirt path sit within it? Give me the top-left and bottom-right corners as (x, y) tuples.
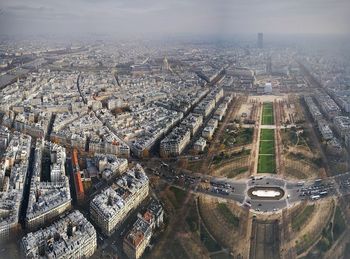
(250, 103), (262, 175)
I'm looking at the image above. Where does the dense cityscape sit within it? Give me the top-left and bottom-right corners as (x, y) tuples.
(0, 33), (349, 259)
(1, 0), (350, 259)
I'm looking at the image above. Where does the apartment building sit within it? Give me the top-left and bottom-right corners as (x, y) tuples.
(90, 164), (149, 236)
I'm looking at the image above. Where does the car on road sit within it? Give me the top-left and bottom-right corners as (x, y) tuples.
(243, 202), (252, 208)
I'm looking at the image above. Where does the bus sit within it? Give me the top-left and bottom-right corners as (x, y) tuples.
(319, 191), (328, 196)
(311, 195), (320, 200)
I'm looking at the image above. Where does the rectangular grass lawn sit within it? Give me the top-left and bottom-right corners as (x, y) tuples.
(260, 129), (274, 141)
(258, 127), (276, 173)
(259, 141), (275, 154)
(261, 102), (274, 125)
(262, 115), (274, 125)
(258, 155), (276, 173)
(263, 102), (273, 109)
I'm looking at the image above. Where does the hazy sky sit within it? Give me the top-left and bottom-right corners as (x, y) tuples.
(0, 0), (349, 37)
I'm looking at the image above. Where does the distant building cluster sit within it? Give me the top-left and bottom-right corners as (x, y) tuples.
(329, 89), (350, 113)
(51, 112), (130, 157)
(96, 104), (183, 158)
(315, 94), (341, 120)
(193, 88), (223, 118)
(304, 96), (323, 122)
(333, 116), (350, 149)
(160, 87), (228, 157)
(201, 94), (232, 141)
(304, 95), (342, 152)
(300, 51), (350, 150)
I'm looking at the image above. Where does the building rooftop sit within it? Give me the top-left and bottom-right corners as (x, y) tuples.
(22, 210), (96, 258)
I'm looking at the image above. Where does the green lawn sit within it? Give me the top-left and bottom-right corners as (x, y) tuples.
(292, 205), (315, 231)
(261, 102), (274, 125)
(258, 155), (276, 173)
(260, 129), (275, 141)
(222, 127), (254, 147)
(258, 128), (276, 173)
(262, 115), (274, 125)
(236, 128), (254, 145)
(259, 141), (275, 154)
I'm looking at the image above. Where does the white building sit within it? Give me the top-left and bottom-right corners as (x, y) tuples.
(334, 116), (350, 139)
(181, 113), (203, 136)
(25, 140), (72, 231)
(0, 132), (31, 240)
(90, 164), (149, 236)
(194, 137), (207, 152)
(264, 83), (272, 94)
(123, 199), (163, 259)
(160, 127), (191, 157)
(22, 210), (97, 259)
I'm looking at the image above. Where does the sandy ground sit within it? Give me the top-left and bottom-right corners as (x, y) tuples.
(248, 94), (288, 103)
(284, 158), (321, 179)
(281, 101), (298, 123)
(238, 102), (253, 118)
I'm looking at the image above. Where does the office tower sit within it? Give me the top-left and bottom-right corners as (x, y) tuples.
(258, 33), (263, 49)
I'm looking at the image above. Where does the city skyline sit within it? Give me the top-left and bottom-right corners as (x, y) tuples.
(1, 1), (350, 259)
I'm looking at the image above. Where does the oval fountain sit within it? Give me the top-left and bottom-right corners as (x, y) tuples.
(247, 186), (285, 200)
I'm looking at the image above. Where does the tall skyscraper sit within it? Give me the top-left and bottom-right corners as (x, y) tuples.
(257, 33), (263, 49)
